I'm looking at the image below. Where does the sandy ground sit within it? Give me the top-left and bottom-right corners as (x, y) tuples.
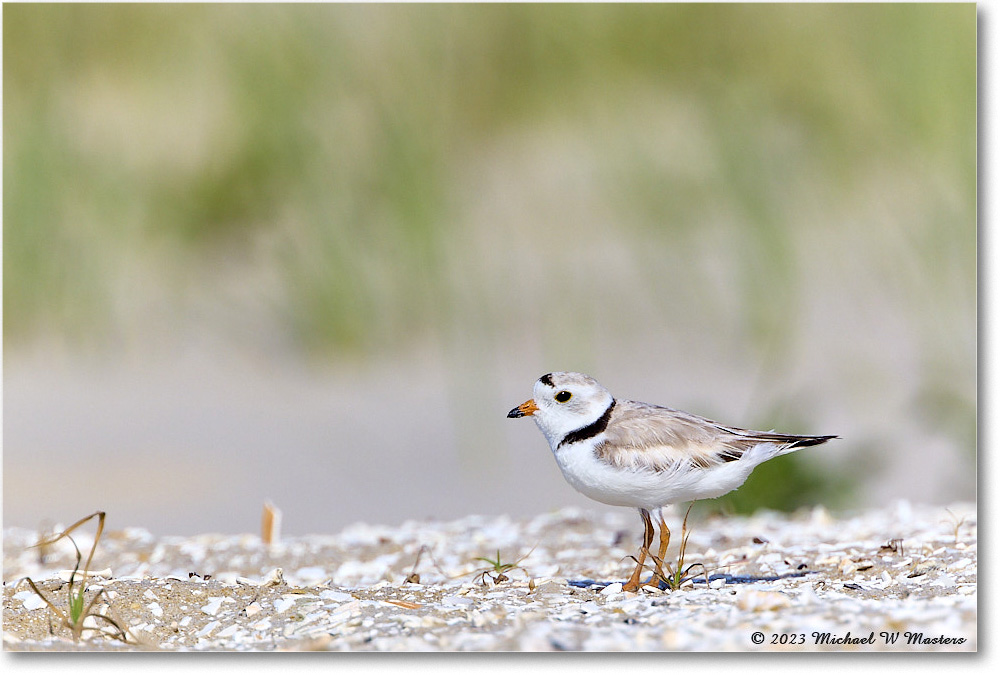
(2, 501), (976, 651)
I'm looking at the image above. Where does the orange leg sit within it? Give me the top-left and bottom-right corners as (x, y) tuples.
(657, 513), (671, 562)
(650, 512), (671, 587)
(623, 508), (654, 592)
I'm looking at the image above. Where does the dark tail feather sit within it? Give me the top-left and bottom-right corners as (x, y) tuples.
(787, 434), (839, 449)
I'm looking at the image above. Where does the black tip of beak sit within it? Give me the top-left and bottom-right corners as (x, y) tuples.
(507, 407), (525, 418)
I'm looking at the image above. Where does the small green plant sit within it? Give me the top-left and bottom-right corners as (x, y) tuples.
(18, 511), (129, 643)
(472, 547), (535, 586)
(400, 544), (536, 587)
(648, 504), (706, 591)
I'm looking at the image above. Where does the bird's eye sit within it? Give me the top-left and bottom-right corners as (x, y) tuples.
(554, 390), (573, 403)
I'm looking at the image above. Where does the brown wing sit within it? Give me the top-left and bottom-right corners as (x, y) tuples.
(594, 400), (834, 473)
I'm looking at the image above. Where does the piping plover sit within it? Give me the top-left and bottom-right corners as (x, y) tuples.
(507, 371), (837, 591)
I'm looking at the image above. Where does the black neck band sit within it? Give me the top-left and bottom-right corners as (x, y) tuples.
(558, 399), (616, 448)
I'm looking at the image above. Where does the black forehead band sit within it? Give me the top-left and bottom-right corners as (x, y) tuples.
(539, 373), (555, 387)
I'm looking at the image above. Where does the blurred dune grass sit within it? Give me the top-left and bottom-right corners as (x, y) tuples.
(3, 3), (976, 517)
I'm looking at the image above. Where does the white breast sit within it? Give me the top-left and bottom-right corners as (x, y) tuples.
(551, 438), (776, 509)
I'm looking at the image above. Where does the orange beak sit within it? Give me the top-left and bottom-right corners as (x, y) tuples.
(507, 399), (538, 418)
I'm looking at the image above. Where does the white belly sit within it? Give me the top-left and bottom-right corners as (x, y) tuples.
(552, 440), (770, 509)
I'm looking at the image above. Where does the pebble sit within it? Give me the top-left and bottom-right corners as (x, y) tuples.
(15, 593), (47, 611)
(532, 580), (566, 596)
(600, 582), (624, 596)
(196, 620), (220, 637)
(263, 568), (284, 586)
(216, 624), (240, 639)
(273, 597), (296, 614)
(320, 590), (354, 603)
(442, 595), (474, 607)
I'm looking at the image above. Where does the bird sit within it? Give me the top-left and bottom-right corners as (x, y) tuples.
(507, 371), (837, 591)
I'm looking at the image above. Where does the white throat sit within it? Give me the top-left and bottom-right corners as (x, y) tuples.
(534, 398), (614, 450)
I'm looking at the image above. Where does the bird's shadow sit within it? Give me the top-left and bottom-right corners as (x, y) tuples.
(568, 570), (817, 590)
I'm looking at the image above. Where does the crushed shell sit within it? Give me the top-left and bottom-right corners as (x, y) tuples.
(2, 501), (976, 651)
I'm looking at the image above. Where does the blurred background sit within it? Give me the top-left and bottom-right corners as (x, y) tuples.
(3, 4), (976, 536)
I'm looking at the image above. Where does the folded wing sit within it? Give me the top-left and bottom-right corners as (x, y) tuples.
(595, 400), (836, 473)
